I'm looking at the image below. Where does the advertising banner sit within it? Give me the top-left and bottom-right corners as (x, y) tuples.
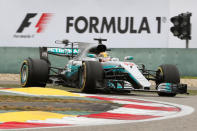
(0, 0), (169, 48)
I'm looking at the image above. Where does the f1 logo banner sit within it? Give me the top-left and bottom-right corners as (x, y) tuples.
(0, 0), (169, 48)
(65, 16), (162, 34)
(16, 13), (37, 33)
(12, 13), (52, 39)
(16, 13), (52, 33)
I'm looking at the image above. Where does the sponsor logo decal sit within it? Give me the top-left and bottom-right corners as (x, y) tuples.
(47, 48), (79, 55)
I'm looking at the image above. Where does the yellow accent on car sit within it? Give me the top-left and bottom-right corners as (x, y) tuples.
(158, 67), (163, 75)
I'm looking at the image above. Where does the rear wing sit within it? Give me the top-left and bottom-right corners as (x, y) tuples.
(39, 47), (79, 61)
(47, 47), (79, 56)
(39, 38), (108, 61)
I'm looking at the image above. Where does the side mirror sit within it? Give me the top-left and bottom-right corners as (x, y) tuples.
(124, 56), (134, 60)
(87, 54), (97, 58)
(55, 39), (69, 46)
(62, 39), (70, 45)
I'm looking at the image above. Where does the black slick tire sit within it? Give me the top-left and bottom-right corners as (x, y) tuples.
(20, 58), (49, 87)
(156, 64), (180, 97)
(79, 61), (103, 93)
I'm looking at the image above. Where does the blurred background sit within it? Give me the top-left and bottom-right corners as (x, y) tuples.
(0, 0), (196, 76)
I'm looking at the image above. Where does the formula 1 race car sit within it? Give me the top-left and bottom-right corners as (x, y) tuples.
(20, 38), (187, 97)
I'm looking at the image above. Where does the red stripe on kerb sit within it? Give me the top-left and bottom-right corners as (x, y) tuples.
(87, 96), (152, 103)
(0, 122), (70, 129)
(80, 112), (160, 120)
(124, 104), (181, 111)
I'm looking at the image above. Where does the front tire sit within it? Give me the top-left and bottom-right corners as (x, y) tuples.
(156, 64), (180, 97)
(20, 58), (49, 87)
(79, 61), (103, 93)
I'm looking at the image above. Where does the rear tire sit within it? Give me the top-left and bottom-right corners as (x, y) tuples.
(79, 61), (103, 93)
(20, 58), (49, 87)
(156, 64), (180, 97)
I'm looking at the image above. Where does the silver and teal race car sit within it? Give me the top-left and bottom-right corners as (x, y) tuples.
(20, 38), (187, 97)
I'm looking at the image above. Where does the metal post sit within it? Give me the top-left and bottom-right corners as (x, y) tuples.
(186, 39), (189, 48)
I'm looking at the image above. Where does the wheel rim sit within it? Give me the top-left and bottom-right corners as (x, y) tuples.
(79, 67), (84, 88)
(79, 63), (86, 90)
(156, 67), (163, 86)
(21, 64), (28, 84)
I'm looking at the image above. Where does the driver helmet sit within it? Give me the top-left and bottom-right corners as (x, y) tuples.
(99, 52), (109, 57)
(98, 52), (110, 62)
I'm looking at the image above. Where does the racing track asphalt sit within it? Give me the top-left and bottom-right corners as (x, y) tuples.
(0, 80), (196, 131)
(22, 93), (197, 131)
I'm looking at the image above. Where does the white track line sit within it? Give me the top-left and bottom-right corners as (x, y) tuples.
(108, 107), (178, 116)
(110, 100), (174, 107)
